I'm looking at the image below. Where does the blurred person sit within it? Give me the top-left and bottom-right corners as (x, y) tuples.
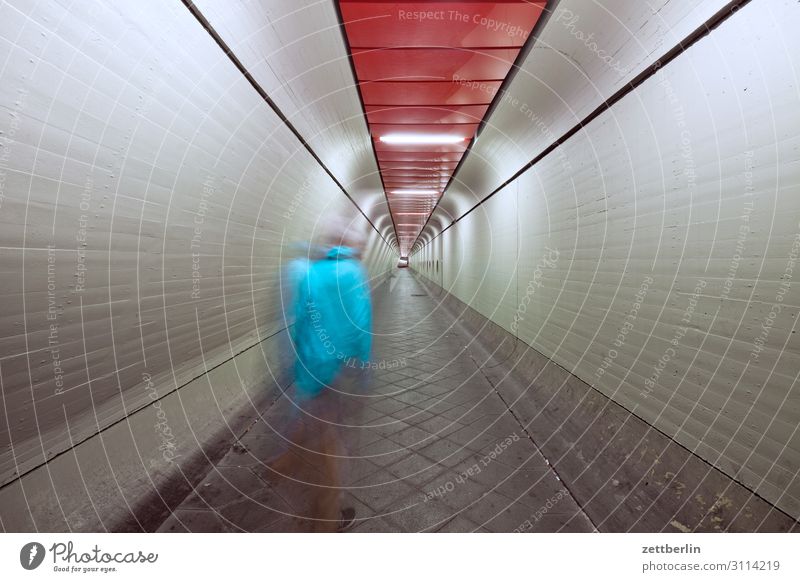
(276, 241), (312, 363)
(279, 241), (312, 327)
(269, 217), (372, 532)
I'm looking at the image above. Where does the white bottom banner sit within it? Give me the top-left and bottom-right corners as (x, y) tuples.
(1, 533), (797, 581)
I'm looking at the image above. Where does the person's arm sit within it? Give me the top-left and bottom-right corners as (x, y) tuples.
(292, 268), (310, 345)
(348, 264), (372, 363)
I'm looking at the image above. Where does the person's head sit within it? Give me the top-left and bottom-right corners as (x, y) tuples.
(318, 214), (366, 257)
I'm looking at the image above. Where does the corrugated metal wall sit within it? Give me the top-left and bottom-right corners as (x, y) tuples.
(412, 1), (800, 519)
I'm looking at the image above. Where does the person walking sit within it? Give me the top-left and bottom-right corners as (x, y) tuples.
(272, 223), (372, 532)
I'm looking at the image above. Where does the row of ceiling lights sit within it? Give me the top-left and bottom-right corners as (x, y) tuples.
(380, 133), (464, 198)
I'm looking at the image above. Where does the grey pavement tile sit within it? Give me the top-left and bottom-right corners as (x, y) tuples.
(156, 513), (190, 533)
(492, 438), (544, 470)
(341, 491), (378, 523)
(230, 434), (288, 463)
(368, 417), (413, 439)
(243, 418), (285, 438)
(448, 425), (509, 453)
(349, 516), (402, 532)
(377, 371), (406, 384)
(388, 404), (430, 423)
(250, 461), (326, 513)
(423, 474), (495, 513)
(385, 496), (460, 533)
(348, 472), (416, 511)
(480, 504), (538, 532)
(368, 397), (410, 416)
(460, 492), (521, 529)
(492, 465), (560, 507)
(341, 404), (385, 424)
(410, 413), (463, 437)
(416, 382), (452, 397)
(501, 509), (596, 533)
(466, 458), (519, 488)
(405, 370), (445, 382)
(423, 401), (472, 421)
(393, 376), (424, 389)
(471, 432), (529, 459)
(417, 437), (476, 467)
(473, 398), (516, 416)
(180, 466), (270, 510)
(385, 450), (448, 488)
(392, 390), (433, 406)
(341, 457), (383, 486)
(422, 376), (468, 391)
(431, 514), (481, 532)
(369, 448), (416, 468)
(457, 408), (507, 429)
(355, 438), (414, 467)
(387, 424), (436, 448)
(369, 384), (403, 397)
(217, 488), (294, 532)
(250, 448), (321, 483)
(157, 508), (231, 533)
(261, 516), (314, 532)
(477, 415), (530, 439)
(339, 426), (384, 451)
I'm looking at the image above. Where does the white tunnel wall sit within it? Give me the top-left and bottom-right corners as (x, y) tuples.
(412, 1), (800, 519)
(189, 0), (394, 240)
(0, 0), (395, 494)
(426, 0), (733, 223)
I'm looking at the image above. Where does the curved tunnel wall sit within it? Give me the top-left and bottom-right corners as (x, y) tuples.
(412, 1), (800, 519)
(0, 0), (395, 528)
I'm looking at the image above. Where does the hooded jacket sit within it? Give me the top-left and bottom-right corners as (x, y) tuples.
(292, 246), (372, 396)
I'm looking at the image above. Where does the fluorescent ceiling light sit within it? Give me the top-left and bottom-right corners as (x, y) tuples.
(391, 189), (439, 195)
(379, 133), (465, 145)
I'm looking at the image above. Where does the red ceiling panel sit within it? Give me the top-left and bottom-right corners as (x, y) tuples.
(378, 162), (459, 170)
(373, 141), (468, 153)
(383, 182), (451, 189)
(340, 2), (545, 48)
(383, 179), (449, 186)
(382, 174), (450, 180)
(352, 48), (519, 81)
(339, 0), (546, 254)
(382, 177), (451, 184)
(376, 151), (464, 162)
(370, 123), (479, 138)
(366, 105), (490, 125)
(381, 173), (452, 181)
(360, 80), (499, 106)
(381, 166), (452, 180)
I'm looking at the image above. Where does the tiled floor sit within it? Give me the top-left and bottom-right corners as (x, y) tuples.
(157, 269), (595, 532)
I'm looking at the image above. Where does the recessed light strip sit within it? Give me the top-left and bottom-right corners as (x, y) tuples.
(379, 133), (465, 145)
(390, 189), (440, 195)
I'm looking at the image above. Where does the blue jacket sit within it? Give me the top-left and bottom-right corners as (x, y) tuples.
(292, 246), (372, 396)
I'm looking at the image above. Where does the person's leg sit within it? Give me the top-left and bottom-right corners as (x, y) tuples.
(304, 386), (346, 532)
(264, 385), (313, 475)
(273, 379), (354, 531)
(309, 421), (342, 532)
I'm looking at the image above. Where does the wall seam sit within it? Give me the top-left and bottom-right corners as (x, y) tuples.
(416, 0), (754, 250)
(180, 0), (392, 249)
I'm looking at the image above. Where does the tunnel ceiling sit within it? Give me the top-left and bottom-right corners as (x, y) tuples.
(338, 0), (546, 256)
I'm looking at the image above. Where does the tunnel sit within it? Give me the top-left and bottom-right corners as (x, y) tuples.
(0, 0), (798, 537)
